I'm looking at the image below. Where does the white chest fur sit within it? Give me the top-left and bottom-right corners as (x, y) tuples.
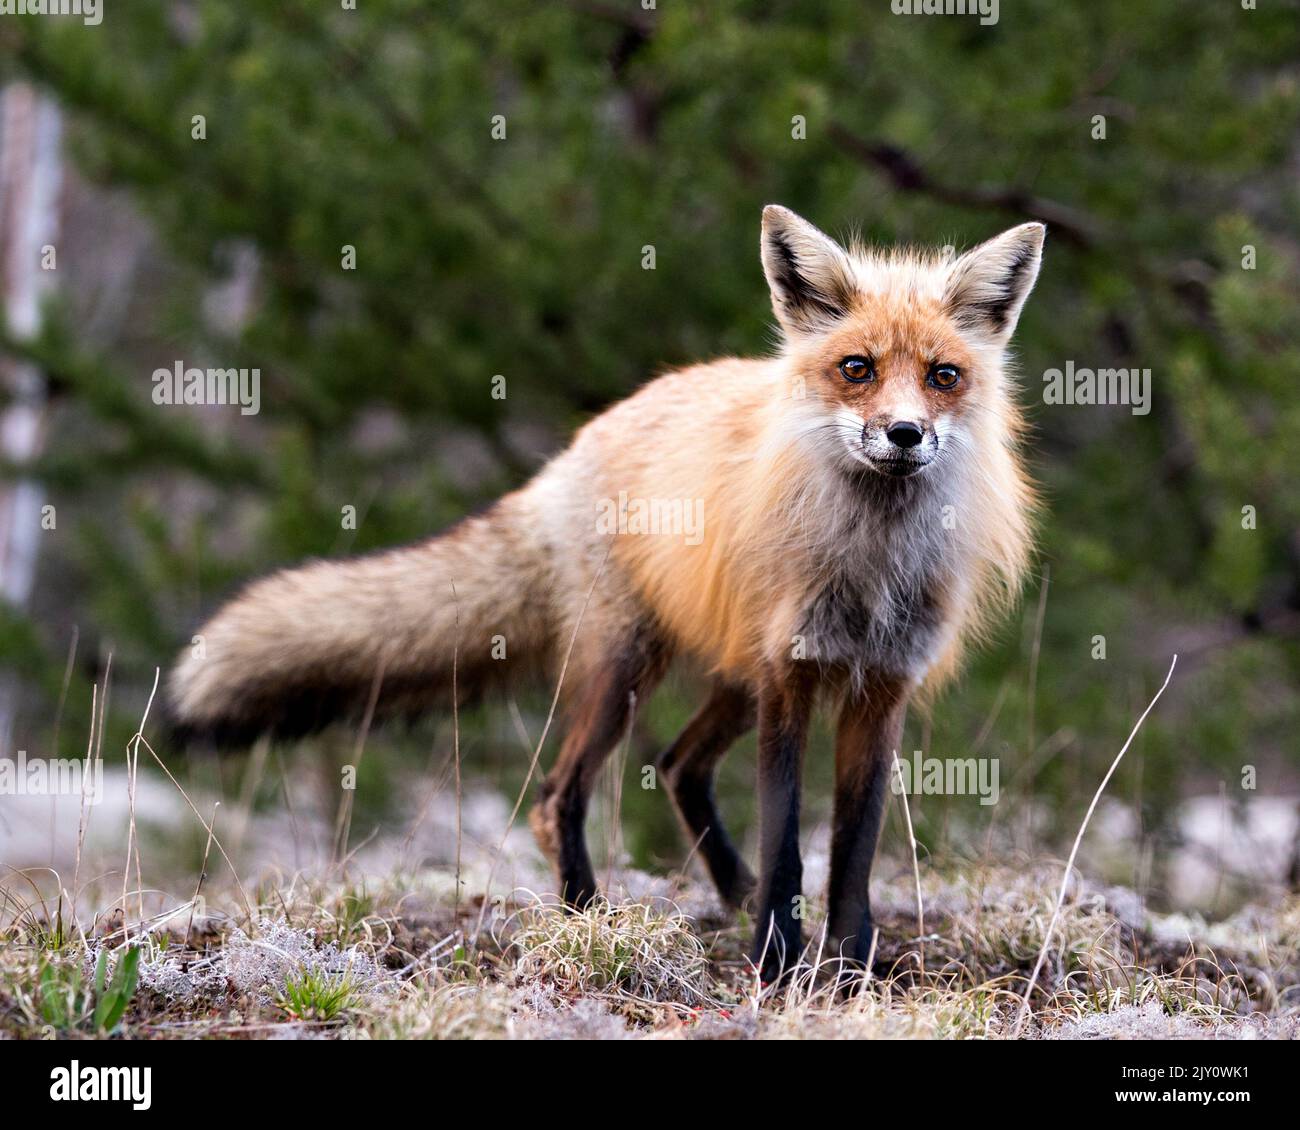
(795, 474), (959, 684)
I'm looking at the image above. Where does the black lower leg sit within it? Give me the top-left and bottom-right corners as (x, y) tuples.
(827, 683), (906, 965)
(539, 776), (600, 907)
(532, 627), (668, 909)
(659, 682), (756, 907)
(751, 665), (816, 982)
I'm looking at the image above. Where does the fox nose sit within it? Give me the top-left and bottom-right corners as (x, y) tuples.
(886, 421), (924, 449)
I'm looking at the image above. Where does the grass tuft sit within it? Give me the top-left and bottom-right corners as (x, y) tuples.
(506, 896), (717, 1014)
(276, 968), (361, 1022)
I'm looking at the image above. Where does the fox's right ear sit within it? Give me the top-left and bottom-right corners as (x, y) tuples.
(760, 205), (857, 338)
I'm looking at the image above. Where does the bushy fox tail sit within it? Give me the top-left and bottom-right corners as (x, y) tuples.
(167, 494), (554, 746)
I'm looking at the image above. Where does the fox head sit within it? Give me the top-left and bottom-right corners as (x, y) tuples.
(761, 204), (1044, 480)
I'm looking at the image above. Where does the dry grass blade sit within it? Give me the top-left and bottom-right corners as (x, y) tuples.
(450, 581), (462, 919)
(121, 666), (159, 945)
(186, 801), (220, 945)
(1012, 654), (1178, 1035)
(134, 734), (256, 924)
(891, 748), (925, 971)
(333, 655), (388, 863)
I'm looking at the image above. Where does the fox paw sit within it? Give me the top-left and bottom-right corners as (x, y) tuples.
(527, 793), (561, 866)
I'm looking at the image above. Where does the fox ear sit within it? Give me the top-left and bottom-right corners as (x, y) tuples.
(761, 204), (857, 337)
(944, 223), (1045, 341)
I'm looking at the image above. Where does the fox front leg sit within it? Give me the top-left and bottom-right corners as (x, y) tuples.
(751, 664), (817, 983)
(826, 680), (908, 964)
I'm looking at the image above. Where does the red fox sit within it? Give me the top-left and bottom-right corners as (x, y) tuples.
(169, 205), (1042, 978)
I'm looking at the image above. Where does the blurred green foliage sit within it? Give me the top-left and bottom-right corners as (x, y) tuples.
(1, 1), (1297, 880)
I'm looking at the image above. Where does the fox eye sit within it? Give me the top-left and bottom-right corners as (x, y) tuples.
(928, 364), (961, 390)
(838, 356), (875, 383)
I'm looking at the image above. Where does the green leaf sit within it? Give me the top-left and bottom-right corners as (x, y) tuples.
(38, 962), (62, 1027)
(93, 946), (141, 1033)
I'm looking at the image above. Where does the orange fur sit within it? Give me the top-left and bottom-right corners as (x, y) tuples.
(170, 206), (1041, 741)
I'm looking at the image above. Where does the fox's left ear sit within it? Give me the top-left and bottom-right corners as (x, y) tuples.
(944, 222), (1046, 342)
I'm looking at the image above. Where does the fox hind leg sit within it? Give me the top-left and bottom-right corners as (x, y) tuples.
(528, 627), (668, 907)
(658, 681), (757, 908)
